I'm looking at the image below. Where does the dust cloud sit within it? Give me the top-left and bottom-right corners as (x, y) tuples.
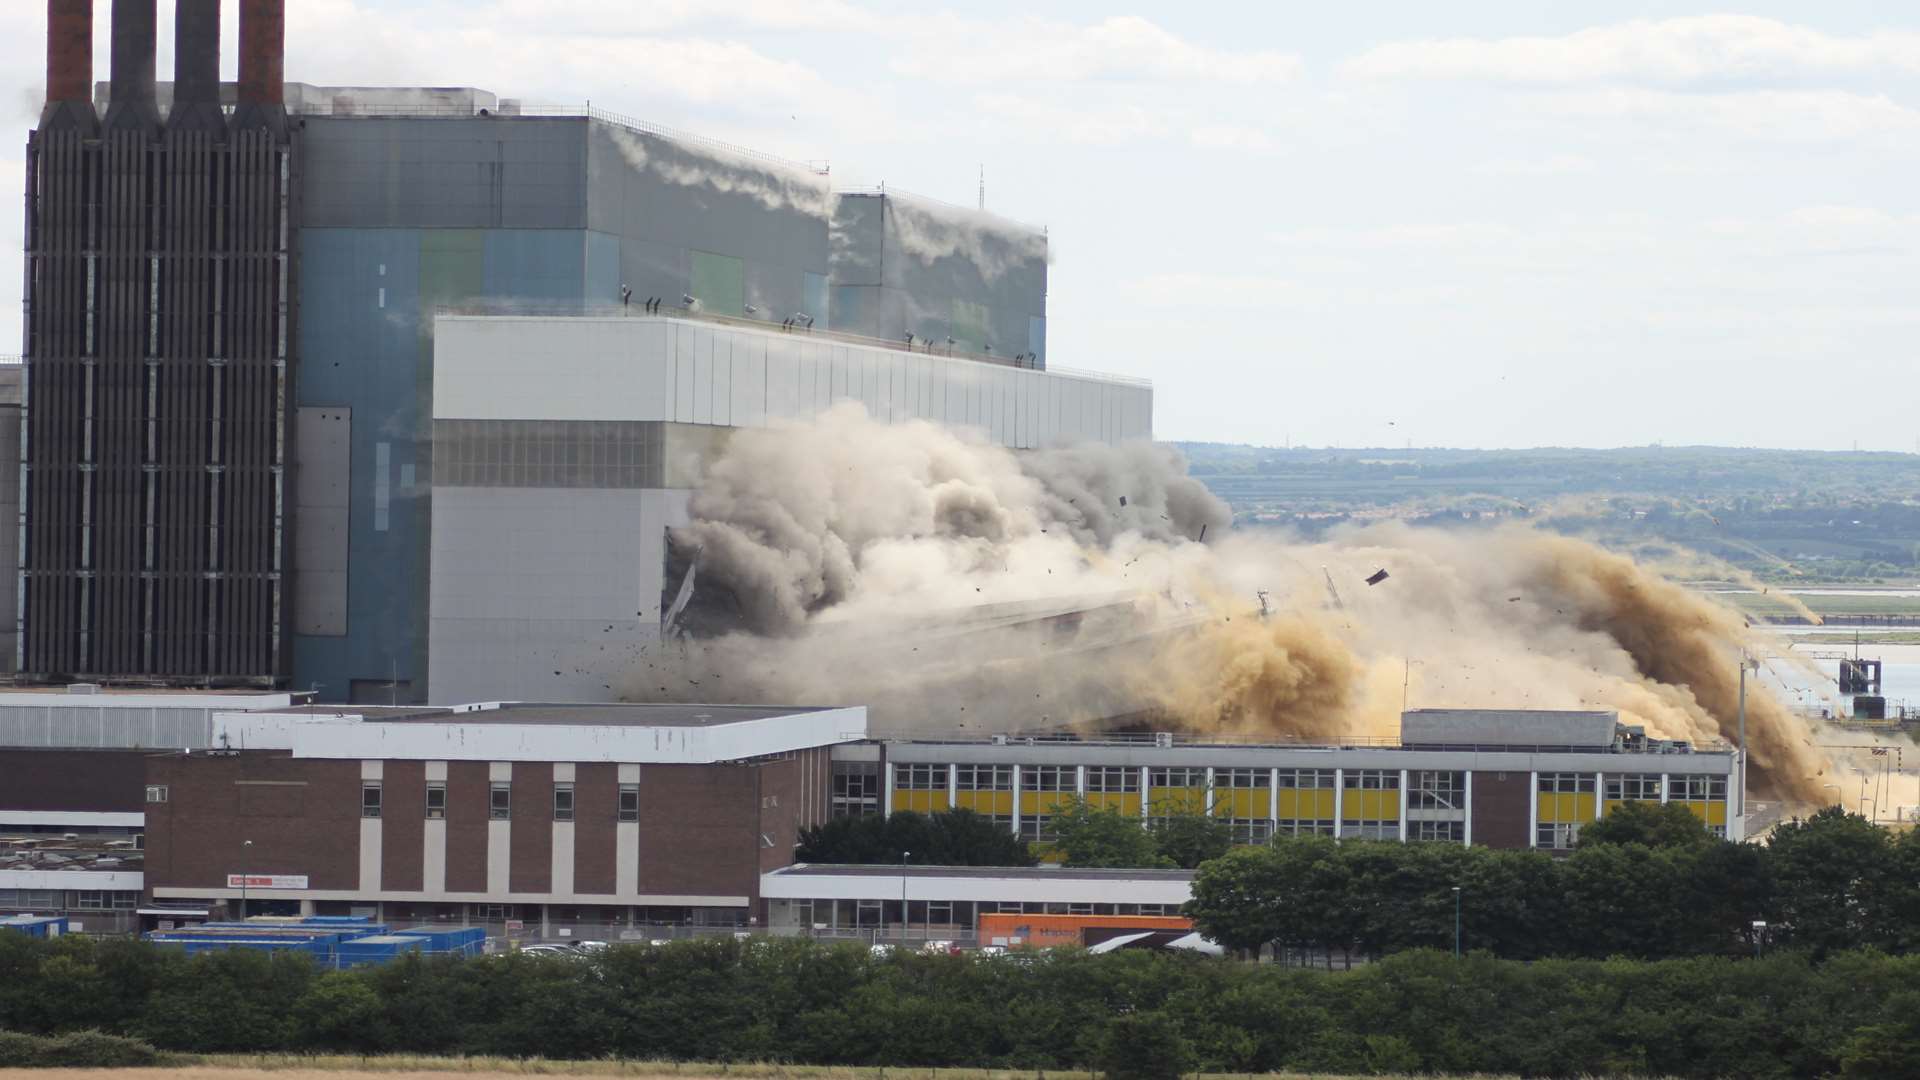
(623, 405), (1839, 806)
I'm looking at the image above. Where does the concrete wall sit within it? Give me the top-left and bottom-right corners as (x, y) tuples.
(432, 316), (1149, 448)
(427, 486), (689, 703)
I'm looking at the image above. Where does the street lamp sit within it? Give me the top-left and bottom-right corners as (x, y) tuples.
(1751, 920), (1767, 959)
(1451, 886), (1462, 959)
(900, 850), (910, 941)
(240, 839), (253, 920)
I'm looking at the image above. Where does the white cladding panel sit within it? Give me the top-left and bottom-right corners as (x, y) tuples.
(760, 870), (1194, 906)
(433, 316), (1151, 447)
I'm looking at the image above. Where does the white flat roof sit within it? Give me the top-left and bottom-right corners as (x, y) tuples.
(761, 864), (1194, 906)
(213, 703), (867, 764)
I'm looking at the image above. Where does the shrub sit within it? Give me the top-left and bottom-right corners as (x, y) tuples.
(35, 1029), (160, 1067)
(0, 1030), (44, 1067)
(1096, 1013), (1191, 1080)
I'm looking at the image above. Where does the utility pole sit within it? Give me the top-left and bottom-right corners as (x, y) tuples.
(240, 839), (253, 920)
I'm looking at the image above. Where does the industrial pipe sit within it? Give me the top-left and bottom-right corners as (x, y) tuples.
(170, 0), (227, 132)
(238, 0), (285, 106)
(39, 0), (97, 131)
(105, 0), (162, 131)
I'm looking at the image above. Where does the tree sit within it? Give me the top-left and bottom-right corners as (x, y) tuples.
(795, 810), (1034, 867)
(1096, 1012), (1192, 1080)
(1050, 798), (1173, 868)
(1149, 806), (1233, 869)
(1578, 801), (1714, 849)
(1767, 808), (1894, 954)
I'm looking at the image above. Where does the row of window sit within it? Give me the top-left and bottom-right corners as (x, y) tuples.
(0, 889), (141, 911)
(788, 897), (1184, 929)
(891, 765), (1420, 793)
(361, 782), (642, 822)
(1540, 772), (1727, 799)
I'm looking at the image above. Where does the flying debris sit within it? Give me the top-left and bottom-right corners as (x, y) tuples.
(1365, 569), (1390, 586)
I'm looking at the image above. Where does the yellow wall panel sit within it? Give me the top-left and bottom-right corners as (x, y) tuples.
(1087, 793), (1141, 816)
(893, 790), (945, 814)
(1150, 787), (1209, 816)
(954, 791), (1012, 815)
(1279, 789), (1336, 820)
(1020, 792), (1075, 815)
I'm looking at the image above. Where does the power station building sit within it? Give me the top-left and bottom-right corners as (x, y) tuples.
(2, 697), (1737, 937)
(18, 0), (1146, 703)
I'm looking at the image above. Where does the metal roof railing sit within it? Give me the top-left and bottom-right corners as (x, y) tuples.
(435, 302), (1148, 388)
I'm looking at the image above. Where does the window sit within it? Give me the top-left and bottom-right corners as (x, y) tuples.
(489, 782), (511, 820)
(1409, 771), (1465, 811)
(553, 783), (574, 822)
(1026, 766), (1074, 792)
(1669, 775), (1727, 801)
(831, 763), (881, 817)
(476, 904), (509, 919)
(1605, 774), (1662, 802)
(1343, 769), (1400, 790)
(1410, 820), (1465, 843)
(1220, 768), (1270, 789)
(1229, 818), (1274, 844)
(144, 785), (168, 803)
(1537, 822), (1581, 849)
(1150, 767), (1205, 788)
(897, 764), (946, 790)
(1086, 766), (1139, 794)
(425, 783), (446, 819)
(1276, 819), (1336, 837)
(361, 783), (382, 819)
(956, 765), (1012, 791)
(1540, 773), (1596, 794)
(618, 783), (640, 822)
(1018, 815), (1057, 842)
(1277, 769), (1337, 789)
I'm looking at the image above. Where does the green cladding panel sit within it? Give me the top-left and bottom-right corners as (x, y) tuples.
(691, 250), (746, 316)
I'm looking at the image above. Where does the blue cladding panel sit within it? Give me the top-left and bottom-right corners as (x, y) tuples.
(586, 232), (623, 305)
(294, 228), (427, 701)
(484, 231), (587, 304)
(1029, 316), (1047, 369)
(804, 272), (829, 331)
(295, 227), (597, 702)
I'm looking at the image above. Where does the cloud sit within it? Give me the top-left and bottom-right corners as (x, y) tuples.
(973, 93), (1174, 145)
(1538, 87), (1920, 142)
(1190, 124), (1282, 155)
(1474, 153), (1593, 176)
(891, 14), (1301, 86)
(1344, 16), (1920, 86)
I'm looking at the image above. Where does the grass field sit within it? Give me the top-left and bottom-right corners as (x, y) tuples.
(0, 1065), (1477, 1080)
(1721, 592), (1920, 619)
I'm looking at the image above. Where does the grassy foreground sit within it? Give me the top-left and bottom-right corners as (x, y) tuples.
(0, 1061), (1520, 1080)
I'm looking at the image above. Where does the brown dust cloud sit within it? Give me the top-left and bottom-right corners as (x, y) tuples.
(621, 404), (1836, 806)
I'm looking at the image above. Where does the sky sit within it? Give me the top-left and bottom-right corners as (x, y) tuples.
(3, 1), (1918, 452)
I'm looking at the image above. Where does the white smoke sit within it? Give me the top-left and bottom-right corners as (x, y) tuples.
(885, 194), (1051, 281)
(603, 125), (837, 220)
(630, 404), (1848, 808)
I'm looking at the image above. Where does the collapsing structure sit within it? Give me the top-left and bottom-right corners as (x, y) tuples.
(23, 0), (294, 683)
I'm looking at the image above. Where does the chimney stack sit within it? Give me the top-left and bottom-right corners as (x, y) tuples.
(233, 0), (287, 134)
(169, 0), (226, 132)
(40, 0), (97, 132)
(104, 0), (162, 132)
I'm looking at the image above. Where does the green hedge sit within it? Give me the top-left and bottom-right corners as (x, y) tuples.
(4, 933), (1920, 1077)
(0, 1029), (159, 1067)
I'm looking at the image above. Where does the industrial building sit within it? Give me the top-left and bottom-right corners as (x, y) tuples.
(2, 694), (1738, 940)
(18, 0), (1141, 703)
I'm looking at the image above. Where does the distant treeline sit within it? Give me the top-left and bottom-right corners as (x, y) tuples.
(2, 933), (1918, 1078)
(1188, 805), (1920, 963)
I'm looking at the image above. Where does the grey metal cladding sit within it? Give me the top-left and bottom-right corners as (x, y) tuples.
(292, 407), (351, 636)
(299, 117), (588, 229)
(432, 419), (666, 489)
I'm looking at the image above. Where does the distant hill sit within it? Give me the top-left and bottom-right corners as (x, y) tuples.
(1172, 443), (1920, 583)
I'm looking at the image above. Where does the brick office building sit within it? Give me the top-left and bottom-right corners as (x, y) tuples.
(141, 703), (863, 932)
